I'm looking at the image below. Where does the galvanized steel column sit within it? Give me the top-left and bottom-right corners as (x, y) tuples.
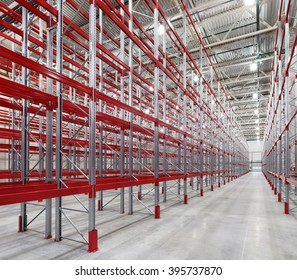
(199, 44), (204, 196)
(20, 5), (29, 233)
(162, 31), (167, 202)
(182, 9), (188, 204)
(153, 1), (160, 219)
(98, 7), (104, 211)
(119, 0), (125, 214)
(128, 0), (134, 215)
(55, 0), (63, 242)
(45, 0), (53, 239)
(284, 0), (290, 214)
(88, 0), (98, 252)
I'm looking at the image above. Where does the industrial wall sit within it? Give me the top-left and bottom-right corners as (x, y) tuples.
(248, 141), (263, 172)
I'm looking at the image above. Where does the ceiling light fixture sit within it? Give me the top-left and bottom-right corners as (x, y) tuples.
(158, 24), (165, 35)
(244, 0), (255, 7)
(253, 93), (258, 99)
(194, 75), (199, 82)
(255, 119), (259, 124)
(250, 62), (257, 71)
(149, 86), (153, 92)
(254, 109), (259, 114)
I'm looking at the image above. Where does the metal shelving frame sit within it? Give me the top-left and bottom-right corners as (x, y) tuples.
(0, 0), (249, 252)
(263, 0), (297, 214)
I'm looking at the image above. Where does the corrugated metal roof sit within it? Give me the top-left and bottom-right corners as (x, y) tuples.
(0, 0), (283, 141)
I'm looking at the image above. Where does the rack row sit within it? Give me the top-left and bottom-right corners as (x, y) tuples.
(263, 0), (297, 214)
(0, 0), (249, 252)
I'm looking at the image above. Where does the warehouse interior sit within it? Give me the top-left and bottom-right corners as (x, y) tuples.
(0, 0), (296, 259)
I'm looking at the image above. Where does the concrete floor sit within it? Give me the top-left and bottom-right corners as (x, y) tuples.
(1, 172), (297, 260)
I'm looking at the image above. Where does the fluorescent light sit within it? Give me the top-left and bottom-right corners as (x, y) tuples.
(244, 0), (255, 6)
(158, 24), (165, 35)
(176, 105), (179, 109)
(253, 93), (258, 99)
(149, 86), (153, 91)
(250, 62), (257, 71)
(255, 119), (259, 124)
(194, 75), (199, 82)
(254, 109), (259, 114)
(256, 126), (260, 130)
(145, 109), (150, 114)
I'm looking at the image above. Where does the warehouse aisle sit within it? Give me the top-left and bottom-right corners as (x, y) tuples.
(93, 172), (297, 260)
(1, 172), (297, 260)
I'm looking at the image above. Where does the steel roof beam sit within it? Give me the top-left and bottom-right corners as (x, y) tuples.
(203, 56), (274, 72)
(228, 88), (270, 97)
(205, 26), (277, 48)
(224, 74), (270, 85)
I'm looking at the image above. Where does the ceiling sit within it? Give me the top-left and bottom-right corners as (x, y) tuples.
(123, 0), (295, 141)
(1, 0), (296, 141)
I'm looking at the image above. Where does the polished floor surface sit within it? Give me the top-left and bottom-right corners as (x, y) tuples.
(1, 172), (297, 260)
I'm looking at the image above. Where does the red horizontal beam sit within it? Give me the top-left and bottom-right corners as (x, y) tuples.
(0, 170), (235, 206)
